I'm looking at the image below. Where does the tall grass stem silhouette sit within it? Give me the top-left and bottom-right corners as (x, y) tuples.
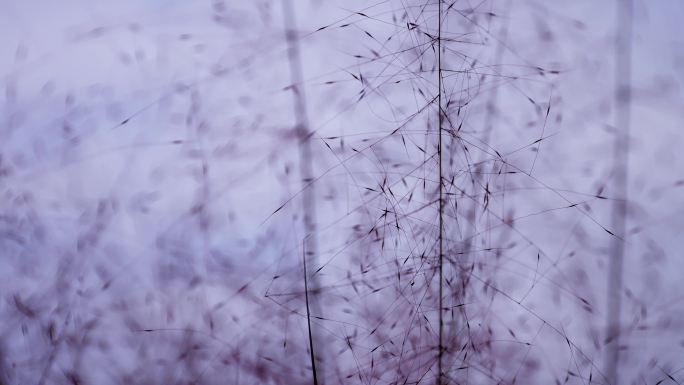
(604, 0), (633, 383)
(282, 0), (325, 382)
(436, 1), (444, 384)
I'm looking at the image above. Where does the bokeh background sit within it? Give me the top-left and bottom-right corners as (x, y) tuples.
(1, 1), (682, 384)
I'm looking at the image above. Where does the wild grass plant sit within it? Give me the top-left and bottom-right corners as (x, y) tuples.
(1, 1), (683, 384)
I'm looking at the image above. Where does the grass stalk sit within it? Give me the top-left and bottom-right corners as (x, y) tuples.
(437, 1), (444, 384)
(282, 0), (324, 383)
(604, 0), (633, 383)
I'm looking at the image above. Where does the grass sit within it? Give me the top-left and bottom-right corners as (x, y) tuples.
(0, 1), (683, 384)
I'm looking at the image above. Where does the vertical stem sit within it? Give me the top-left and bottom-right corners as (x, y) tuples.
(282, 1), (324, 384)
(604, 0), (632, 383)
(303, 238), (319, 385)
(437, 1), (444, 384)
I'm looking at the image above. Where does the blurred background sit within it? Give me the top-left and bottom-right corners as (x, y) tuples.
(1, 1), (682, 384)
